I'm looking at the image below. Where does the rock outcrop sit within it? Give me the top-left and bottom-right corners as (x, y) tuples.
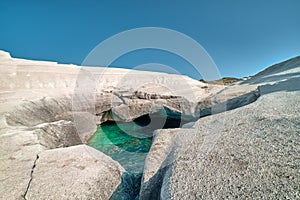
(140, 56), (300, 199)
(26, 145), (125, 200)
(0, 51), (225, 199)
(0, 50), (225, 140)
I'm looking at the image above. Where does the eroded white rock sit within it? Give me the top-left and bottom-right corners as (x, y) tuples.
(26, 145), (125, 200)
(140, 56), (300, 199)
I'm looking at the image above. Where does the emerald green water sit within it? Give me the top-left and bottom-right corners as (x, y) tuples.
(87, 114), (186, 172)
(87, 114), (188, 199)
(88, 120), (153, 172)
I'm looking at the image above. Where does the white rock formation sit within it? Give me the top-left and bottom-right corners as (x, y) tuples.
(0, 50), (225, 140)
(1, 50), (298, 199)
(26, 145), (125, 200)
(0, 51), (225, 199)
(140, 56), (300, 199)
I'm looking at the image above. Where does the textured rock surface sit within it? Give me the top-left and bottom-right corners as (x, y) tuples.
(2, 50), (299, 199)
(140, 128), (196, 199)
(26, 145), (124, 200)
(140, 56), (300, 199)
(0, 50), (226, 139)
(0, 51), (224, 199)
(0, 127), (45, 200)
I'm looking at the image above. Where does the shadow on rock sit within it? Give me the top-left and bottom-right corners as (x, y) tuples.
(200, 89), (260, 117)
(259, 77), (300, 95)
(110, 172), (142, 200)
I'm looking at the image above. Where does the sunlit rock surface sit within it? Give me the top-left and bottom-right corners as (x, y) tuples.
(0, 51), (223, 199)
(140, 56), (300, 199)
(26, 145), (125, 200)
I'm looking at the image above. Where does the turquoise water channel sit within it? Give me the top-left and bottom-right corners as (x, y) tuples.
(88, 120), (152, 172)
(87, 114), (186, 173)
(87, 113), (188, 199)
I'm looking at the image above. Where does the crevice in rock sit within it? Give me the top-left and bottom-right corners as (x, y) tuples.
(110, 172), (143, 200)
(112, 91), (127, 104)
(23, 154), (39, 200)
(94, 110), (189, 200)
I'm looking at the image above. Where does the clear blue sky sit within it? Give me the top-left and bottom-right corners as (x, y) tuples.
(0, 0), (300, 79)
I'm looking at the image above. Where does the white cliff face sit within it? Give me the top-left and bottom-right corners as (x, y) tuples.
(140, 56), (300, 199)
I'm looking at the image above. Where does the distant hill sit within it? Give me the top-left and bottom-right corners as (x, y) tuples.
(199, 77), (241, 85)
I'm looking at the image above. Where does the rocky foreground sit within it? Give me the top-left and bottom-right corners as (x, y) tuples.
(0, 50), (299, 199)
(140, 57), (300, 199)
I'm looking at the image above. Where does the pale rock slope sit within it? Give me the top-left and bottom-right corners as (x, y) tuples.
(140, 56), (300, 199)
